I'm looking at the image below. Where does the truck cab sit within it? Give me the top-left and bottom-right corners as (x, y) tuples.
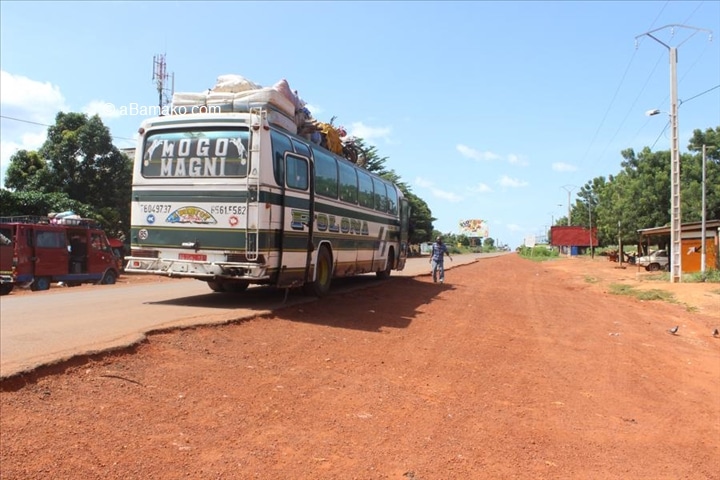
(0, 216), (121, 293)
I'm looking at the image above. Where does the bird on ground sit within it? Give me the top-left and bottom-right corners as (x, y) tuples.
(713, 328), (719, 338)
(668, 325), (679, 335)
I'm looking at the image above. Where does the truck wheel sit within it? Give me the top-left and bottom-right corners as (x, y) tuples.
(0, 284), (13, 295)
(207, 281), (225, 292)
(101, 270), (117, 285)
(303, 246), (333, 297)
(648, 263), (660, 272)
(31, 277), (51, 291)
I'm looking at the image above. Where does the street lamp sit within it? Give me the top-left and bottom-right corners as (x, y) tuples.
(646, 105), (680, 282)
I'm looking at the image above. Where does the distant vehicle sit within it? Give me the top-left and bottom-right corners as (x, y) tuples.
(636, 249), (669, 272)
(0, 216), (121, 294)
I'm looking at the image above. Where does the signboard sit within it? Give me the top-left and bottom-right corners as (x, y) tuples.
(459, 219), (489, 238)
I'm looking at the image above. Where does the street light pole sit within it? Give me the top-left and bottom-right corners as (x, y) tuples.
(636, 24), (712, 283)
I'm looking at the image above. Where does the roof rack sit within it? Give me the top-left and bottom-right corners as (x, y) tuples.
(0, 216), (102, 229)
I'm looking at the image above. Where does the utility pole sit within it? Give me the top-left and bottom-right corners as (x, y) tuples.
(701, 144), (707, 277)
(560, 185), (576, 226)
(635, 24), (712, 283)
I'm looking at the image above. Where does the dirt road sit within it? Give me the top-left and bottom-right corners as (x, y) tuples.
(1, 254), (719, 479)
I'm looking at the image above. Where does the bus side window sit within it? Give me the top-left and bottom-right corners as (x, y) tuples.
(372, 177), (388, 212)
(386, 183), (398, 215)
(312, 148), (338, 199)
(338, 161), (358, 204)
(291, 139), (311, 158)
(286, 154), (309, 190)
(357, 170), (374, 209)
(271, 130), (293, 187)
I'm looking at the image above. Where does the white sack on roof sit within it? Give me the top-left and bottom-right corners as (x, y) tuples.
(212, 74), (262, 93)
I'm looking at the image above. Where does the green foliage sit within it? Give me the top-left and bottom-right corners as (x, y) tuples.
(3, 112), (133, 239)
(567, 125), (720, 250)
(517, 245), (559, 260)
(0, 189), (94, 218)
(608, 284), (676, 302)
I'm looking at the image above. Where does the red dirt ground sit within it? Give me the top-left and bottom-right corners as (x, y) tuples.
(1, 254), (719, 479)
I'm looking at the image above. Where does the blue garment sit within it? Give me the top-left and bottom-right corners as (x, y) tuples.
(431, 241), (449, 283)
(431, 242), (448, 264)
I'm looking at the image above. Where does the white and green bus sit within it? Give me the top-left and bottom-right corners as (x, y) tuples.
(125, 108), (410, 296)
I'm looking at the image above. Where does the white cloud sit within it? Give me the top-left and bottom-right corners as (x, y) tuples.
(0, 70), (67, 121)
(349, 122), (392, 143)
(456, 144), (501, 162)
(0, 71), (69, 186)
(469, 182), (493, 193)
(415, 177), (433, 188)
(82, 100), (124, 120)
(507, 154), (529, 166)
(552, 162), (577, 172)
(498, 175), (529, 188)
(304, 103), (322, 116)
(414, 177), (462, 202)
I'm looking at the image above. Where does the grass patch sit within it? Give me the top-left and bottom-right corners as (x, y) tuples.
(517, 246), (559, 262)
(608, 283), (676, 303)
(584, 275), (600, 284)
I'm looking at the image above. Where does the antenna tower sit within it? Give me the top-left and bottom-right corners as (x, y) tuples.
(152, 54), (175, 113)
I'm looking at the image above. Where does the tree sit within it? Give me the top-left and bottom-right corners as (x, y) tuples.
(684, 127), (720, 222)
(349, 136), (436, 244)
(4, 150), (50, 192)
(3, 112), (133, 238)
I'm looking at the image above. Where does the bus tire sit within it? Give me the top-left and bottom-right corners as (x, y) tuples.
(376, 248), (394, 280)
(31, 277), (51, 291)
(304, 246), (333, 297)
(223, 281), (249, 293)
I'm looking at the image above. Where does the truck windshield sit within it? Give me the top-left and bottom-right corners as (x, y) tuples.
(141, 129), (250, 178)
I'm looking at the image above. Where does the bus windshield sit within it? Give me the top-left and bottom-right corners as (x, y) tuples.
(141, 129), (250, 178)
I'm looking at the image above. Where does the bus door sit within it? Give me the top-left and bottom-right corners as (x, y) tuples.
(31, 226), (69, 279)
(275, 152), (313, 289)
(397, 197), (411, 270)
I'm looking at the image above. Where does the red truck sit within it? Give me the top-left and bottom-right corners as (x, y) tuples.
(0, 216), (121, 294)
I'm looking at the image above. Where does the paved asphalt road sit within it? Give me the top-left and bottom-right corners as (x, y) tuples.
(0, 252), (507, 379)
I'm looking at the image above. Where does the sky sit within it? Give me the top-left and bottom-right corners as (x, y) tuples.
(1, 1), (719, 249)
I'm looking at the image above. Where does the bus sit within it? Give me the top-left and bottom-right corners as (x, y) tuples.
(124, 107), (410, 296)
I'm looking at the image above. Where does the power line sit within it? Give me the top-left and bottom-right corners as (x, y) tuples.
(0, 114), (136, 143)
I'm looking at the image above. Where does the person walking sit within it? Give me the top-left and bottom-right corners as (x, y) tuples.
(430, 236), (452, 283)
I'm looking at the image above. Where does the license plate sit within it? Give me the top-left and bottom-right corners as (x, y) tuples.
(179, 253), (207, 261)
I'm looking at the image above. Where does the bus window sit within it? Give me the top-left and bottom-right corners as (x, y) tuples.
(313, 148), (338, 199)
(386, 183), (398, 215)
(291, 139), (311, 158)
(286, 154), (309, 190)
(372, 177), (388, 212)
(338, 161), (358, 204)
(357, 170), (374, 209)
(142, 129), (249, 178)
(271, 130), (293, 186)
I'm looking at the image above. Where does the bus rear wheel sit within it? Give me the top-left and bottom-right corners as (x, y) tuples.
(304, 247), (333, 297)
(376, 248), (394, 280)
